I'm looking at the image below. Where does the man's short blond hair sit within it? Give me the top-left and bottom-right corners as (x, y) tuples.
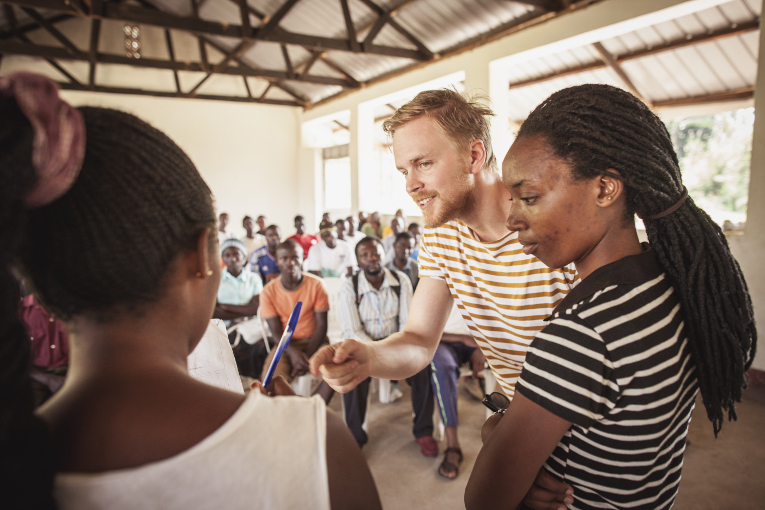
(382, 89), (497, 173)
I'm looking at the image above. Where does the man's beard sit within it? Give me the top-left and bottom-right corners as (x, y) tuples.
(419, 179), (474, 228)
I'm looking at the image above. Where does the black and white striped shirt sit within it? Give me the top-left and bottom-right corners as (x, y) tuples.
(517, 247), (699, 510)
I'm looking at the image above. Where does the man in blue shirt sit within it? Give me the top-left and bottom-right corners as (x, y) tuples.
(249, 225), (281, 283)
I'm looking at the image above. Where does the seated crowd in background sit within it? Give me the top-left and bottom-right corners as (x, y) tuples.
(4, 71), (379, 509)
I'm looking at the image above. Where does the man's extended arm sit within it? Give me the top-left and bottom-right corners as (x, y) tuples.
(309, 276), (454, 391)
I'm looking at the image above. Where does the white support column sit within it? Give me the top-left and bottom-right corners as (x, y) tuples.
(728, 0), (765, 371)
(348, 106), (360, 215)
(356, 102), (375, 213)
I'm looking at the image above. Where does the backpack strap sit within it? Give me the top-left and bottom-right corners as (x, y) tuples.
(352, 272), (361, 306)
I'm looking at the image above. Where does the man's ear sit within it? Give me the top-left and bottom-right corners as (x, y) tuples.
(187, 227), (215, 278)
(595, 171), (625, 208)
(468, 139), (487, 175)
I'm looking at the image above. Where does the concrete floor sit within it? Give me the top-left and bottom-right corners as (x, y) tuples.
(329, 379), (765, 510)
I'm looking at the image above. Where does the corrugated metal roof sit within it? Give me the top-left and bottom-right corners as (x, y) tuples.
(504, 0), (761, 122)
(0, 0), (757, 108)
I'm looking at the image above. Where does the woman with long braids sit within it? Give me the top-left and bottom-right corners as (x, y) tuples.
(0, 72), (380, 510)
(465, 84), (756, 510)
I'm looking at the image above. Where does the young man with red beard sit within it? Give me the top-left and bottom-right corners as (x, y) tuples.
(310, 90), (577, 496)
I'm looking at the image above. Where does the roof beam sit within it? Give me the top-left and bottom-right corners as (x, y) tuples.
(88, 18), (100, 87)
(2, 0), (426, 59)
(235, 0), (252, 38)
(0, 39), (353, 87)
(20, 7), (81, 55)
(0, 10), (72, 40)
(356, 0), (432, 58)
(298, 50), (322, 79)
(281, 44), (294, 78)
(511, 0), (566, 12)
(189, 0), (209, 72)
(258, 0), (300, 39)
(340, 0), (360, 53)
(508, 19), (759, 90)
(592, 41), (650, 106)
(164, 29), (181, 93)
(2, 4), (81, 86)
(56, 81), (302, 106)
(653, 87), (754, 108)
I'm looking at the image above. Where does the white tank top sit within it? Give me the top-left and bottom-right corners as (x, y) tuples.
(54, 393), (330, 510)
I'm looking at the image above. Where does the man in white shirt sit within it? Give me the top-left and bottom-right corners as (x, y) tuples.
(337, 237), (436, 455)
(382, 216), (404, 265)
(240, 215), (266, 260)
(344, 215), (366, 250)
(217, 212), (234, 246)
(306, 221), (355, 278)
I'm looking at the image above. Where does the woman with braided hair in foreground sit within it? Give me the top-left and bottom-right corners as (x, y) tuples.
(0, 72), (380, 510)
(465, 84), (756, 510)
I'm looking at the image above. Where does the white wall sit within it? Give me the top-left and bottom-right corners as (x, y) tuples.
(57, 91), (302, 238)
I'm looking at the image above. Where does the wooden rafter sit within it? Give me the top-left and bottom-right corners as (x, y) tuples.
(56, 81), (300, 105)
(0, 11), (72, 39)
(88, 18), (100, 87)
(340, 0), (360, 53)
(310, 0), (599, 108)
(0, 38), (355, 87)
(1, 0), (427, 60)
(356, 0), (432, 58)
(3, 4), (81, 86)
(591, 41), (650, 106)
(235, 0), (251, 38)
(164, 29), (181, 93)
(508, 19), (759, 90)
(21, 7), (80, 55)
(189, 0), (209, 71)
(258, 0), (300, 39)
(511, 0), (566, 11)
(0, 0), (606, 106)
(281, 44), (294, 78)
(653, 87), (753, 108)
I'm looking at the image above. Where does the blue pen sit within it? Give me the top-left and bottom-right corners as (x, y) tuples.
(262, 301), (303, 390)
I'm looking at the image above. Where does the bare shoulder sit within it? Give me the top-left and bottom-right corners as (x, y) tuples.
(39, 370), (245, 472)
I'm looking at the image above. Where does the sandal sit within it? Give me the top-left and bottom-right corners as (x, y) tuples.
(438, 447), (463, 480)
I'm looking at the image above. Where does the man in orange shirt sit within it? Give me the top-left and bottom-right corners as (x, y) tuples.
(260, 239), (333, 403)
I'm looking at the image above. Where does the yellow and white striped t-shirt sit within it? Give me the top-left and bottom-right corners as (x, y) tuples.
(419, 220), (578, 397)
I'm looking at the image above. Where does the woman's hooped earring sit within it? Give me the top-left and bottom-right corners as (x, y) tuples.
(195, 269), (213, 278)
(206, 269), (213, 276)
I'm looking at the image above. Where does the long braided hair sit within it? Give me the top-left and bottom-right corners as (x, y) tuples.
(516, 84), (756, 436)
(0, 97), (215, 505)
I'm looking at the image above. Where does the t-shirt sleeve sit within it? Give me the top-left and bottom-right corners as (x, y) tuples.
(417, 231), (445, 281)
(259, 283), (278, 319)
(516, 312), (620, 429)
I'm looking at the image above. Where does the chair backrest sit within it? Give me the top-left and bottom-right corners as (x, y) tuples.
(257, 306), (272, 353)
(322, 277), (345, 344)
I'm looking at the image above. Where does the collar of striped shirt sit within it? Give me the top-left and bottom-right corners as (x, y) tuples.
(357, 268), (400, 297)
(549, 243), (660, 319)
